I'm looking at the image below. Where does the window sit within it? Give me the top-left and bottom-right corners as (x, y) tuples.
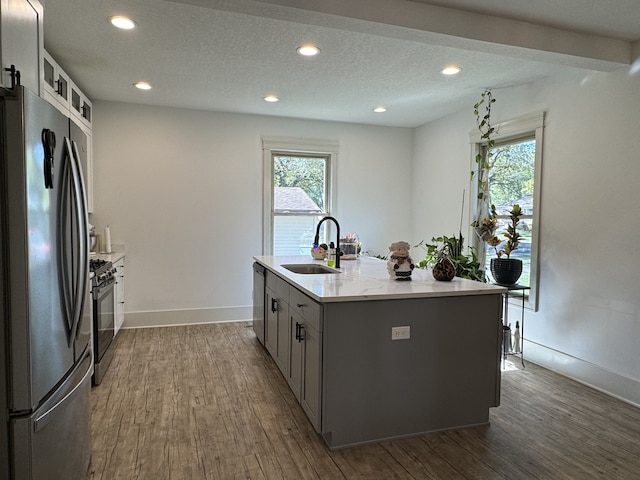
(470, 112), (544, 310)
(484, 137), (535, 283)
(262, 137), (337, 255)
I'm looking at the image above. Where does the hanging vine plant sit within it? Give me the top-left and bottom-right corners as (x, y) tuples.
(471, 89), (496, 203)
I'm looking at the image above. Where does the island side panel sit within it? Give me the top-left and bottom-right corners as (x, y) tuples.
(321, 294), (502, 449)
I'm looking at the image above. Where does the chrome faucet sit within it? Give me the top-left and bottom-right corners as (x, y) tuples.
(314, 216), (341, 268)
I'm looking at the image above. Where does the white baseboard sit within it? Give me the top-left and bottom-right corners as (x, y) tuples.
(122, 306), (253, 329)
(524, 339), (640, 408)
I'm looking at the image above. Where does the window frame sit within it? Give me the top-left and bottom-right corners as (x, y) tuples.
(469, 111), (545, 311)
(262, 137), (338, 255)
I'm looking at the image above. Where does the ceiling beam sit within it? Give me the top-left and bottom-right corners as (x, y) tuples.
(168, 0), (631, 70)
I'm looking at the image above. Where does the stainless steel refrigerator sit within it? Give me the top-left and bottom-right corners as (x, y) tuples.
(1, 86), (92, 479)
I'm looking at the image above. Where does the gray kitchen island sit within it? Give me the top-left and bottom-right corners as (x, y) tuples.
(253, 255), (507, 449)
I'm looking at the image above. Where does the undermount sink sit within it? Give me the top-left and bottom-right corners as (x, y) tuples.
(282, 264), (340, 274)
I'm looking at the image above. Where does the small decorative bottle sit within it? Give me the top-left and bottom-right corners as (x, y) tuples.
(513, 321), (521, 354)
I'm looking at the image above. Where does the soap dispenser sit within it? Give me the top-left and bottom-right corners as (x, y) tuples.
(327, 242), (336, 267)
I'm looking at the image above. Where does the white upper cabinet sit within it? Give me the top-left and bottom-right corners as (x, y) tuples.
(69, 78), (92, 129)
(0, 0), (43, 94)
(42, 50), (92, 129)
(42, 49), (70, 111)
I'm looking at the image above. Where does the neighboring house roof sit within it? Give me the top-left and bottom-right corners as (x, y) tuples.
(274, 187), (322, 213)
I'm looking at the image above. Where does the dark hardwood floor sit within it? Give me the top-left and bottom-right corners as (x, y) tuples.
(87, 322), (640, 479)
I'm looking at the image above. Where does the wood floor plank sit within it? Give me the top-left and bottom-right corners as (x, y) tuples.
(87, 322), (640, 480)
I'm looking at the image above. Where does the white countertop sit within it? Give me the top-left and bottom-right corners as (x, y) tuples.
(90, 251), (125, 263)
(254, 255), (506, 303)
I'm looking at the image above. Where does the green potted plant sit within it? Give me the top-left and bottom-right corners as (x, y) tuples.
(483, 204), (524, 285)
(415, 233), (485, 282)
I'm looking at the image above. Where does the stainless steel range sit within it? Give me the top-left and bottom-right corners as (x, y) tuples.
(90, 258), (117, 385)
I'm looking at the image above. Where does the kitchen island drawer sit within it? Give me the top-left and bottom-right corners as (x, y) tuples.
(266, 271), (290, 304)
(289, 287), (322, 331)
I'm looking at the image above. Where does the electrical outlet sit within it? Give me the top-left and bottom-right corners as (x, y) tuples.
(391, 326), (410, 340)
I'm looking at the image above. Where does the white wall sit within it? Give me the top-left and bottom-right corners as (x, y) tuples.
(91, 103), (412, 326)
(412, 68), (640, 405)
(411, 110), (474, 242)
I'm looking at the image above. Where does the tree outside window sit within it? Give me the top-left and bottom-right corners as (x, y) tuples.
(272, 154), (329, 255)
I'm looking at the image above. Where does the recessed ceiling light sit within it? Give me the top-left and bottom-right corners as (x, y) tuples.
(133, 81), (152, 90)
(373, 106), (387, 113)
(442, 65), (462, 76)
(109, 15), (136, 30)
(264, 95), (279, 103)
(296, 44), (320, 57)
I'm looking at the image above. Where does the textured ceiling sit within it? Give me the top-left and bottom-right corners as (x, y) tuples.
(41, 0), (640, 127)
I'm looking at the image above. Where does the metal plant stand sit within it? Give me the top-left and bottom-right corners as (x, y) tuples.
(498, 283), (530, 368)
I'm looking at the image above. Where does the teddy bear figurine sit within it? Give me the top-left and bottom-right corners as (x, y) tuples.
(387, 241), (415, 281)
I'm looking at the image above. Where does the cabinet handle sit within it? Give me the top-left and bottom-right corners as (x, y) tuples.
(4, 65), (20, 89)
(271, 298), (278, 312)
(296, 322), (305, 342)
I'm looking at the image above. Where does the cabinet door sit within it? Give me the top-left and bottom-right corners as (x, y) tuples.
(275, 300), (289, 376)
(56, 70), (69, 108)
(42, 52), (57, 104)
(69, 79), (92, 128)
(41, 51), (69, 111)
(287, 310), (303, 400)
(265, 286), (288, 375)
(114, 259), (125, 335)
(289, 288), (323, 431)
(301, 323), (322, 431)
(264, 287), (278, 358)
(1, 0), (42, 93)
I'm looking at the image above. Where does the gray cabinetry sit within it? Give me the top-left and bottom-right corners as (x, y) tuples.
(0, 0), (42, 94)
(287, 287), (322, 431)
(300, 318), (322, 429)
(321, 294), (501, 448)
(288, 309), (303, 395)
(257, 261), (502, 449)
(252, 263), (265, 345)
(264, 271), (289, 376)
(264, 272), (323, 431)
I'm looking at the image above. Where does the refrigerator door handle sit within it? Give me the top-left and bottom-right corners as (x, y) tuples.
(61, 138), (89, 345)
(71, 139), (89, 340)
(59, 139), (75, 342)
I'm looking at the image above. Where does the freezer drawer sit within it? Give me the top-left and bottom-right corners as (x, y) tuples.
(10, 350), (92, 480)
